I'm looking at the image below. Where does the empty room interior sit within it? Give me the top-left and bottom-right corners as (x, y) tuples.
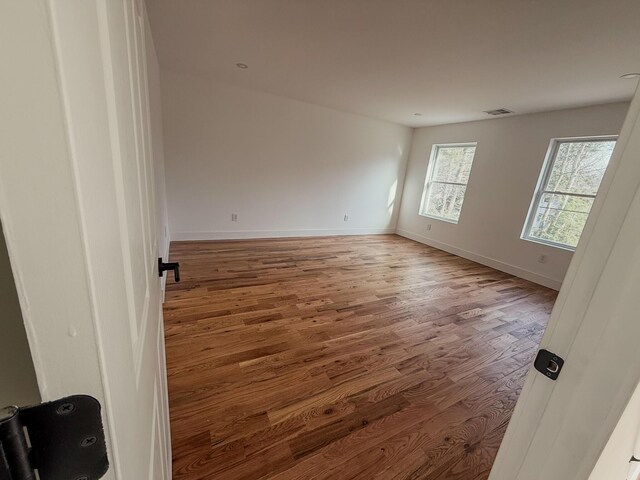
(147, 1), (639, 477)
(3, 0), (640, 479)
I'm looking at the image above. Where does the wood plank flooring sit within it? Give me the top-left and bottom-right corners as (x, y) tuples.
(164, 235), (557, 480)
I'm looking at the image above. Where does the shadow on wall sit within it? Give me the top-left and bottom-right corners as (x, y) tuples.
(0, 221), (40, 407)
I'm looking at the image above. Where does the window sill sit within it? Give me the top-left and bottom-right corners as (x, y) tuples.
(521, 235), (576, 252)
(419, 212), (459, 225)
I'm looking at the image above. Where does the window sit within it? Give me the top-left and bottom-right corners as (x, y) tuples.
(419, 143), (477, 223)
(522, 137), (617, 250)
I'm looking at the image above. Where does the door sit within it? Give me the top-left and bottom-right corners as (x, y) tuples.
(0, 0), (170, 479)
(489, 85), (640, 478)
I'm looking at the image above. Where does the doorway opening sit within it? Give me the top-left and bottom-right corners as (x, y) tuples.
(0, 220), (39, 407)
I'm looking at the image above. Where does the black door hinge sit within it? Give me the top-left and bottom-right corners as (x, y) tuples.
(534, 349), (564, 381)
(0, 395), (108, 480)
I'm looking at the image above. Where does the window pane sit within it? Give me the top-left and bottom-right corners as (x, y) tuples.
(432, 146), (476, 184)
(422, 182), (467, 222)
(545, 140), (616, 195)
(528, 193), (595, 248)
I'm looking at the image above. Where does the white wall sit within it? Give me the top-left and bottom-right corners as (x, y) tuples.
(0, 221), (39, 407)
(161, 70), (413, 240)
(397, 103), (629, 289)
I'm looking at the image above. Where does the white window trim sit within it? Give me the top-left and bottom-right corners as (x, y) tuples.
(521, 135), (618, 251)
(419, 142), (477, 224)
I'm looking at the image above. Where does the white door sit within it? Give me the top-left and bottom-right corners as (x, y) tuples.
(490, 85), (640, 479)
(0, 1), (171, 479)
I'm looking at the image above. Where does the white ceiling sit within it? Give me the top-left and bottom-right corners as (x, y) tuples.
(146, 0), (640, 127)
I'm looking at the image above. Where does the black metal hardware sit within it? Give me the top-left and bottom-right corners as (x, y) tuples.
(158, 258), (180, 282)
(534, 349), (564, 380)
(0, 395), (108, 480)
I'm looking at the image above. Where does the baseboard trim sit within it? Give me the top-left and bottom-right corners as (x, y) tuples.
(396, 228), (562, 290)
(171, 228), (396, 241)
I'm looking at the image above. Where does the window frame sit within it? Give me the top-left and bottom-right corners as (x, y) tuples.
(521, 135), (618, 251)
(419, 142), (478, 224)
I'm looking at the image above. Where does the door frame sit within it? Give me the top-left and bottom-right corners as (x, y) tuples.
(0, 1), (171, 479)
(490, 84), (640, 479)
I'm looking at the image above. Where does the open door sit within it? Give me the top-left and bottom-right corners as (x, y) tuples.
(490, 85), (640, 478)
(0, 0), (171, 478)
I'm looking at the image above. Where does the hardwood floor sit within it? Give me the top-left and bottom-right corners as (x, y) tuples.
(163, 235), (557, 480)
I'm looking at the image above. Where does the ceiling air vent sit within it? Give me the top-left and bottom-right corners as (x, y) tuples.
(484, 108), (514, 116)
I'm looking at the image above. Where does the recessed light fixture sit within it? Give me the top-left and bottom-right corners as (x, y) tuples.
(236, 63), (248, 69)
(414, 113), (423, 116)
(620, 73), (640, 79)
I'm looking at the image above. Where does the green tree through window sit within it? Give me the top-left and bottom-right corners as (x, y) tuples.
(420, 143), (477, 223)
(523, 138), (616, 249)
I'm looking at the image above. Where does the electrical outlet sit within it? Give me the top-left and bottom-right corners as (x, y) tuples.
(344, 214), (349, 222)
(426, 224), (432, 231)
(538, 254), (548, 264)
(231, 213), (238, 222)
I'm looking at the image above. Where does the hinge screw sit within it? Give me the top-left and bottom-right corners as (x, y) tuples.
(56, 403), (75, 415)
(80, 436), (97, 447)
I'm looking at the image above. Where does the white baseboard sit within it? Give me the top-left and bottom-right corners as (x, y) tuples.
(396, 228), (562, 290)
(171, 227), (396, 241)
